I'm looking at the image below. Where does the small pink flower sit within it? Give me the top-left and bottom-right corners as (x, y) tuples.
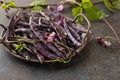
(49, 32), (56, 37)
(103, 41), (111, 47)
(47, 32), (56, 42)
(47, 6), (50, 10)
(57, 5), (64, 12)
(47, 37), (54, 42)
(96, 36), (111, 48)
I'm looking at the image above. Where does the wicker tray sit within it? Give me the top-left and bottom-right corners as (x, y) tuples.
(0, 12), (90, 63)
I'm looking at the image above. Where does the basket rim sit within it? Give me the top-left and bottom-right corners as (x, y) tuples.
(2, 35), (88, 63)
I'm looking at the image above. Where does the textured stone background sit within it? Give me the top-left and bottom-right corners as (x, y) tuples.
(0, 0), (120, 80)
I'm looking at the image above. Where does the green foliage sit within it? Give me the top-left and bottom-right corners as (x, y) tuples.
(72, 7), (82, 23)
(71, 0), (108, 22)
(84, 6), (108, 20)
(82, 0), (93, 8)
(82, 0), (108, 20)
(1, 3), (9, 9)
(1, 0), (16, 9)
(104, 0), (115, 12)
(8, 1), (16, 8)
(112, 0), (120, 9)
(15, 43), (27, 52)
(29, 0), (47, 11)
(104, 0), (120, 12)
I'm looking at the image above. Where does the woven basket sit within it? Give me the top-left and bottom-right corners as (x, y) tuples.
(0, 12), (90, 63)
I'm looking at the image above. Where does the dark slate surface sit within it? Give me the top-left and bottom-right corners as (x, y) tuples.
(0, 0), (120, 80)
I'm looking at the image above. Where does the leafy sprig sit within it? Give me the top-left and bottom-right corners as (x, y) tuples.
(29, 0), (47, 11)
(15, 43), (27, 52)
(0, 0), (16, 9)
(104, 0), (120, 12)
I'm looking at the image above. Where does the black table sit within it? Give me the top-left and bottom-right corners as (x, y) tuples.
(0, 0), (120, 80)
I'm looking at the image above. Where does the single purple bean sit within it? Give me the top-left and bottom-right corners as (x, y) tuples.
(36, 52), (45, 63)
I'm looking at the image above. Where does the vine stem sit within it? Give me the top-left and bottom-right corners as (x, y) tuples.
(93, 0), (104, 5)
(10, 4), (57, 9)
(103, 18), (120, 44)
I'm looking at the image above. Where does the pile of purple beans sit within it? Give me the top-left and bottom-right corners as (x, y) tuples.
(0, 8), (88, 63)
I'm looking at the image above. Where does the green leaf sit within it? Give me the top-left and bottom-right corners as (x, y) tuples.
(82, 0), (93, 8)
(112, 0), (120, 10)
(82, 0), (108, 20)
(72, 7), (82, 23)
(1, 0), (16, 9)
(84, 6), (109, 20)
(15, 43), (27, 52)
(29, 0), (47, 6)
(32, 6), (43, 11)
(29, 0), (47, 11)
(8, 1), (16, 8)
(104, 0), (115, 12)
(1, 3), (9, 9)
(104, 0), (120, 12)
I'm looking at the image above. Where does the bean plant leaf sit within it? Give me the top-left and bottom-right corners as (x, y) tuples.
(8, 1), (16, 8)
(15, 43), (27, 52)
(84, 6), (109, 20)
(1, 0), (16, 9)
(82, 0), (108, 20)
(72, 7), (82, 23)
(104, 0), (115, 12)
(82, 0), (93, 8)
(1, 3), (9, 9)
(104, 0), (120, 12)
(32, 6), (43, 11)
(111, 0), (120, 10)
(29, 0), (47, 11)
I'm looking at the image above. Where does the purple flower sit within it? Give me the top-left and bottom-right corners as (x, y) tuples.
(47, 32), (56, 42)
(0, 0), (4, 4)
(57, 16), (64, 26)
(96, 37), (103, 44)
(57, 5), (64, 12)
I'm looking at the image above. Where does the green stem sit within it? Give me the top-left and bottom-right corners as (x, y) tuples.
(93, 0), (104, 5)
(103, 18), (120, 44)
(10, 4), (57, 9)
